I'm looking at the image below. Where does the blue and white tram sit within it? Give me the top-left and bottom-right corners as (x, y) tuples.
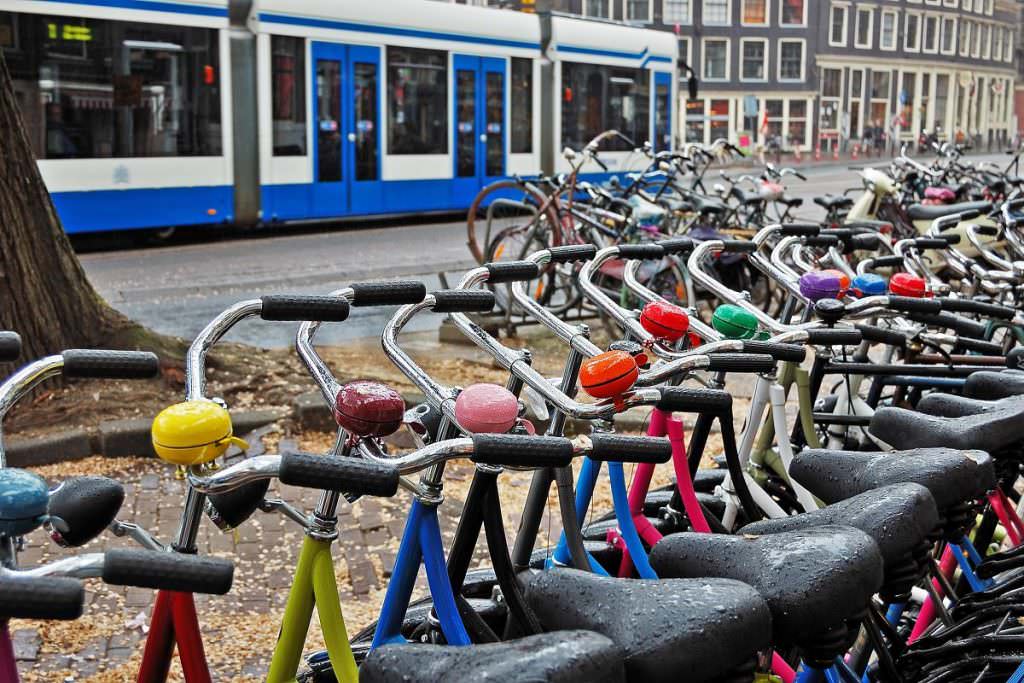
(0, 0), (678, 234)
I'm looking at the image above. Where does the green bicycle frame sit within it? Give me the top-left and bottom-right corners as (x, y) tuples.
(267, 535), (357, 683)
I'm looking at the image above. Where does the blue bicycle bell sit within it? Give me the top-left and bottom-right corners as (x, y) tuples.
(0, 468), (50, 537)
(851, 273), (887, 298)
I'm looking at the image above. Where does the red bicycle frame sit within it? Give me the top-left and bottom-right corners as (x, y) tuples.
(137, 590), (210, 683)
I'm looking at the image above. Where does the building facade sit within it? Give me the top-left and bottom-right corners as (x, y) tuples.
(440, 0), (1019, 151)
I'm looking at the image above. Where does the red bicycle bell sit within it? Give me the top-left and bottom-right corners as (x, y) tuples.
(579, 350), (639, 399)
(334, 381), (405, 438)
(889, 272), (928, 298)
(639, 301), (690, 342)
(454, 383), (520, 433)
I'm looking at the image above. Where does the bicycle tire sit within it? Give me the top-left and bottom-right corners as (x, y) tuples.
(467, 180), (561, 265)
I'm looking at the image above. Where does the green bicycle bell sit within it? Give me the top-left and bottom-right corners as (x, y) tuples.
(712, 304), (760, 340)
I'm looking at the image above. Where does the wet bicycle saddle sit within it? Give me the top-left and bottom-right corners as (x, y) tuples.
(361, 630), (626, 683)
(522, 569), (771, 683)
(965, 369), (1024, 400)
(741, 484), (939, 601)
(869, 404), (1024, 454)
(905, 200), (992, 222)
(917, 392), (1024, 418)
(790, 448), (995, 540)
(650, 525), (884, 666)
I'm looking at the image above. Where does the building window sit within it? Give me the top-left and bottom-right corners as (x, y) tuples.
(993, 27), (1003, 63)
(940, 16), (956, 54)
(778, 40), (804, 81)
(870, 70), (890, 127)
(741, 0), (767, 25)
(626, 0), (650, 22)
(702, 38), (729, 80)
(584, 0), (611, 17)
(740, 39), (767, 80)
(820, 68), (841, 130)
(880, 10), (898, 50)
(788, 99), (807, 147)
(663, 0), (692, 23)
(980, 23), (990, 59)
(855, 8), (873, 49)
(959, 21), (971, 56)
(703, 0), (730, 25)
(560, 62), (649, 151)
(510, 58), (532, 154)
(780, 0), (805, 26)
(829, 5), (848, 46)
(271, 36), (306, 157)
(0, 11), (222, 160)
(904, 13), (920, 51)
(387, 47), (447, 155)
(1006, 31), (1014, 62)
(923, 15), (939, 53)
(685, 99), (705, 142)
(678, 37), (691, 67)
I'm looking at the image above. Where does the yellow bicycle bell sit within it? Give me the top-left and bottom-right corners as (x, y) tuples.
(151, 400), (248, 467)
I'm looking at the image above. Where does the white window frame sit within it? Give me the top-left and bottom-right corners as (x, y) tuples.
(922, 14), (939, 54)
(904, 12), (922, 52)
(739, 37), (769, 82)
(777, 38), (806, 82)
(879, 9), (899, 51)
(625, 0), (652, 22)
(662, 0), (693, 24)
(828, 3), (849, 47)
(701, 36), (731, 82)
(981, 23), (991, 60)
(854, 7), (874, 49)
(740, 0), (770, 27)
(959, 20), (971, 56)
(581, 0), (612, 18)
(702, 0), (732, 26)
(778, 0), (806, 27)
(940, 15), (956, 55)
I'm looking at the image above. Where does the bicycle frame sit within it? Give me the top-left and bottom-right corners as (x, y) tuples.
(0, 622), (19, 682)
(137, 590), (211, 683)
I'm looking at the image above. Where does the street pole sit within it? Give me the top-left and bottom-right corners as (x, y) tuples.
(538, 0), (555, 176)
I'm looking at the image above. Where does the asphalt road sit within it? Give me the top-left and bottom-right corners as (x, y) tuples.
(79, 156), (1004, 347)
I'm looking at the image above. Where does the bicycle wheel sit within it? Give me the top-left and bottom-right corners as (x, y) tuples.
(485, 224), (580, 316)
(466, 180), (560, 265)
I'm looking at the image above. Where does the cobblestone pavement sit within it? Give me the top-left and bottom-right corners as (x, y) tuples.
(10, 425), (588, 682)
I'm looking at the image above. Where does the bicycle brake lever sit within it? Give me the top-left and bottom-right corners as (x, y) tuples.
(258, 498), (310, 528)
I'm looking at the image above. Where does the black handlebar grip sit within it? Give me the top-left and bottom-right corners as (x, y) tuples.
(706, 353), (776, 374)
(822, 228), (855, 240)
(485, 261), (541, 284)
(845, 234), (880, 253)
(805, 328), (864, 346)
(470, 434), (574, 468)
(0, 576), (83, 620)
(938, 298), (1016, 320)
(913, 238), (953, 250)
(548, 244), (598, 263)
(260, 295), (350, 322)
(954, 336), (1004, 356)
(741, 341), (807, 363)
(587, 434), (672, 464)
(936, 232), (963, 244)
(430, 290), (496, 314)
(62, 350), (160, 380)
(719, 240), (757, 254)
(855, 324), (908, 349)
(973, 225), (1000, 237)
(780, 224), (820, 237)
(656, 387), (732, 415)
(888, 296), (942, 315)
(349, 281), (426, 307)
(617, 243), (665, 260)
(906, 312), (989, 339)
(657, 237), (696, 255)
(958, 208), (983, 221)
(870, 256), (907, 269)
(279, 453), (399, 497)
(0, 332), (21, 363)
(47, 476), (125, 548)
(804, 235), (841, 248)
(102, 549), (234, 595)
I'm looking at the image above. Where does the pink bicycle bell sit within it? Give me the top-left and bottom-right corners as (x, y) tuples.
(334, 381), (405, 438)
(640, 301), (690, 343)
(455, 383), (520, 433)
(889, 272), (928, 298)
(799, 271), (845, 302)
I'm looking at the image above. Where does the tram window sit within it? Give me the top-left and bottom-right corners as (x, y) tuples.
(510, 57), (532, 154)
(271, 35), (307, 156)
(561, 62), (649, 152)
(0, 11), (221, 160)
(387, 46), (447, 155)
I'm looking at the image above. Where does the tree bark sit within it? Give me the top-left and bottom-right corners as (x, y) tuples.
(0, 48), (182, 363)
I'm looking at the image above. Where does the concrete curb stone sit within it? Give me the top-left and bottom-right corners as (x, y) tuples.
(5, 429), (92, 468)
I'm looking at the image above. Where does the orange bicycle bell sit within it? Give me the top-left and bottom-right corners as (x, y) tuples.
(580, 350), (640, 400)
(151, 400), (249, 467)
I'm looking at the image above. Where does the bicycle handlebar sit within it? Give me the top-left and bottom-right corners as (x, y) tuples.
(0, 332), (21, 364)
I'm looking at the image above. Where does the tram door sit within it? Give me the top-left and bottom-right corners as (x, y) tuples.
(652, 72), (673, 152)
(452, 55), (506, 200)
(311, 42), (382, 217)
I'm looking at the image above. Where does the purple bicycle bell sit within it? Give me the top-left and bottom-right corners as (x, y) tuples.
(799, 271), (844, 302)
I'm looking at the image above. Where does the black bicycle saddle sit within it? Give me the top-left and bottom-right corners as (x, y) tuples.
(740, 484), (938, 601)
(966, 370), (1024, 400)
(649, 525), (883, 665)
(917, 392), (1024, 418)
(360, 630), (626, 683)
(523, 569), (771, 683)
(869, 404), (1024, 454)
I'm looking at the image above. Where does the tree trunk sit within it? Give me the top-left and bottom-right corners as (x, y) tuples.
(0, 49), (182, 363)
